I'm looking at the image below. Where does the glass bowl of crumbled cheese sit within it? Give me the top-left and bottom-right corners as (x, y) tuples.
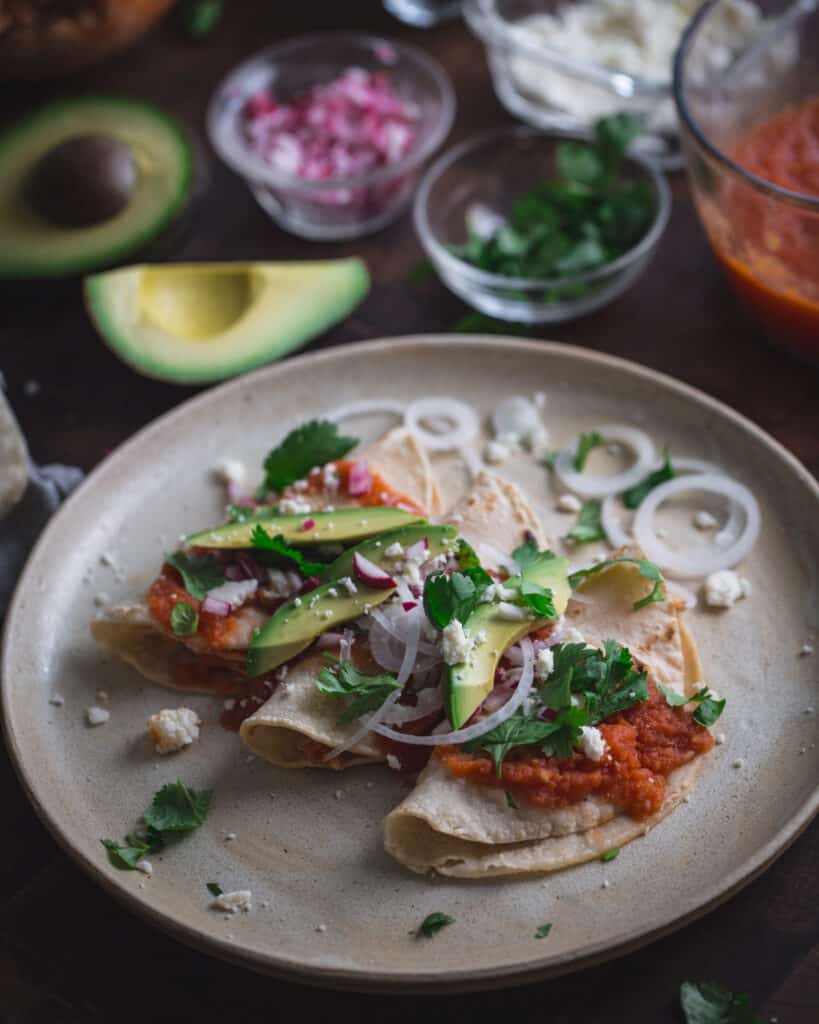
(208, 33), (455, 240)
(465, 0), (771, 170)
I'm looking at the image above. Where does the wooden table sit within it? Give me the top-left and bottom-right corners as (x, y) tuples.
(2, 3), (818, 1020)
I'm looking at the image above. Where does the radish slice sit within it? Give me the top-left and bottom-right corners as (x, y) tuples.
(352, 552), (396, 589)
(632, 473), (760, 578)
(201, 596), (230, 616)
(372, 637), (535, 747)
(404, 397), (480, 452)
(404, 537), (428, 562)
(555, 425), (656, 498)
(347, 460), (371, 497)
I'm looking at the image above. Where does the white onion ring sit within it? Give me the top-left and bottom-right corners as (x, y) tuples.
(368, 606), (439, 657)
(371, 637), (535, 747)
(404, 397), (480, 452)
(601, 495), (632, 547)
(328, 399), (406, 422)
(632, 473), (760, 578)
(397, 607), (421, 686)
(554, 425), (656, 498)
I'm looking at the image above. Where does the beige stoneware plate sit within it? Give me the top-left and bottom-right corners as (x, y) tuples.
(3, 337), (819, 992)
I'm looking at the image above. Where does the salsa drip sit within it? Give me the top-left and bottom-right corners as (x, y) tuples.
(438, 683), (714, 820)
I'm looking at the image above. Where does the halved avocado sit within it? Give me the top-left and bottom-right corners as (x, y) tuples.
(186, 506), (421, 550)
(84, 259), (370, 383)
(0, 96), (194, 278)
(443, 555), (572, 729)
(247, 524), (457, 677)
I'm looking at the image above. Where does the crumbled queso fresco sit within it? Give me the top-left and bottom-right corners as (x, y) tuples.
(535, 647), (555, 682)
(147, 708), (201, 754)
(278, 496), (312, 516)
(211, 890), (252, 914)
(579, 725), (607, 761)
(703, 570), (751, 608)
(441, 619), (475, 665)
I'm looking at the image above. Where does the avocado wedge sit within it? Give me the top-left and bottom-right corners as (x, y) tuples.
(0, 97), (195, 279)
(84, 259), (370, 384)
(186, 506), (423, 550)
(443, 555), (571, 729)
(247, 524), (457, 678)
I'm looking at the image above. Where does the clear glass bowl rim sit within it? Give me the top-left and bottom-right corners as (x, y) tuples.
(464, 0), (671, 98)
(672, 0), (819, 213)
(413, 124), (671, 292)
(206, 31), (456, 193)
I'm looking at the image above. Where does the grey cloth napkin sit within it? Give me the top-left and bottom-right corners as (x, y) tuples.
(1, 461), (84, 616)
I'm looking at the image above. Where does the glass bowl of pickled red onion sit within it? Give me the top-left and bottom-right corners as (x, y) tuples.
(207, 33), (455, 240)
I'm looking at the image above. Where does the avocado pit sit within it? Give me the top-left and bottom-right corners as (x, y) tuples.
(26, 133), (137, 228)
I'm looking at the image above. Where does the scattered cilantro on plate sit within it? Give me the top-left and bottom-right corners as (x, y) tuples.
(260, 420), (357, 495)
(206, 882), (223, 897)
(621, 448), (674, 508)
(567, 498), (606, 544)
(534, 923), (553, 939)
(418, 912), (455, 938)
(659, 684), (726, 727)
(569, 556), (664, 611)
(600, 847), (620, 863)
(574, 430), (604, 471)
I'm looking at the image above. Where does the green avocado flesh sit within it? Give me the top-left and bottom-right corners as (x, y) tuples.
(443, 555), (572, 729)
(0, 97), (193, 278)
(84, 258), (370, 384)
(246, 524), (457, 678)
(186, 506), (422, 550)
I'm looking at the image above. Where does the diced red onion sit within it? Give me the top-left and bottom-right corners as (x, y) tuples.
(201, 596), (230, 617)
(302, 517), (316, 531)
(347, 460), (372, 497)
(372, 637), (535, 747)
(352, 551), (396, 589)
(301, 575), (321, 594)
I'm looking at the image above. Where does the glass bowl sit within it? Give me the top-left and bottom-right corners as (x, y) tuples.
(674, 0), (819, 359)
(413, 125), (670, 324)
(207, 33), (455, 241)
(464, 0), (685, 169)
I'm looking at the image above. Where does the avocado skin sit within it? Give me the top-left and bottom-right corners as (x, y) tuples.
(443, 555), (571, 729)
(246, 524), (457, 678)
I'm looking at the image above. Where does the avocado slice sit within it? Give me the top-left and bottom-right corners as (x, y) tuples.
(443, 555), (571, 729)
(0, 97), (194, 279)
(247, 524), (457, 677)
(185, 506), (422, 550)
(84, 258), (370, 384)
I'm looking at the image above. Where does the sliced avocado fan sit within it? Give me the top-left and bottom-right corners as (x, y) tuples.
(84, 259), (370, 384)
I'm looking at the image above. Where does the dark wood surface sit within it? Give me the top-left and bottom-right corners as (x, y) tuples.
(1, 3), (818, 1021)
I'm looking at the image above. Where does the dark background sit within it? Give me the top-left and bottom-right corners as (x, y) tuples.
(1, 3), (818, 1021)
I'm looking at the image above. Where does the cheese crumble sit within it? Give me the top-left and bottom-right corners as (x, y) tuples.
(441, 619), (475, 665)
(703, 570), (751, 608)
(147, 708), (201, 754)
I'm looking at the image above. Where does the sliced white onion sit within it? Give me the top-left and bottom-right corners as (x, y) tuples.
(404, 397), (480, 452)
(368, 605), (440, 657)
(554, 425), (656, 498)
(601, 494), (632, 547)
(371, 636), (535, 747)
(397, 607), (421, 686)
(328, 399), (406, 423)
(632, 473), (760, 578)
(339, 628), (354, 662)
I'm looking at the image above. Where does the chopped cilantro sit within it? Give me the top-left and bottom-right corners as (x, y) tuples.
(418, 912), (454, 938)
(519, 578), (556, 618)
(250, 525), (325, 576)
(658, 685), (726, 727)
(567, 499), (605, 544)
(512, 538), (556, 572)
(574, 431), (605, 472)
(542, 450), (558, 471)
(316, 656), (400, 724)
(534, 923), (553, 939)
(101, 780), (212, 870)
(170, 600), (198, 637)
(260, 420), (357, 495)
(679, 981), (761, 1024)
(408, 258), (435, 285)
(621, 448), (674, 508)
(206, 882), (223, 897)
(504, 789), (519, 810)
(167, 550), (225, 600)
(600, 847), (620, 863)
(423, 569), (488, 629)
(569, 556), (664, 611)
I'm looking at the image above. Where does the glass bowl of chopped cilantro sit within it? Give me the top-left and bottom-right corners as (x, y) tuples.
(413, 118), (670, 323)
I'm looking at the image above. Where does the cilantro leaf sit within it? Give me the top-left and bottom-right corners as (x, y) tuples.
(569, 557), (664, 611)
(679, 981), (761, 1024)
(261, 420), (357, 495)
(455, 538), (483, 573)
(574, 431), (604, 471)
(418, 912), (455, 938)
(600, 847), (620, 863)
(250, 525), (325, 576)
(206, 882), (223, 897)
(170, 600), (198, 637)
(567, 499), (605, 544)
(101, 780), (211, 871)
(519, 579), (556, 618)
(167, 551), (225, 601)
(657, 683), (690, 707)
(504, 789), (520, 810)
(464, 712), (567, 776)
(316, 657), (399, 724)
(534, 923), (553, 939)
(659, 685), (726, 727)
(143, 780), (212, 833)
(542, 450), (558, 470)
(408, 258), (435, 285)
(538, 707), (587, 759)
(621, 448), (674, 508)
(422, 569), (489, 629)
(582, 639), (648, 724)
(512, 538), (556, 572)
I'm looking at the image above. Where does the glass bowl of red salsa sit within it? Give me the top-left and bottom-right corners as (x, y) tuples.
(674, 0), (819, 359)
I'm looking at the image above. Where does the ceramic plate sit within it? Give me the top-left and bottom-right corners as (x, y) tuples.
(3, 337), (818, 992)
